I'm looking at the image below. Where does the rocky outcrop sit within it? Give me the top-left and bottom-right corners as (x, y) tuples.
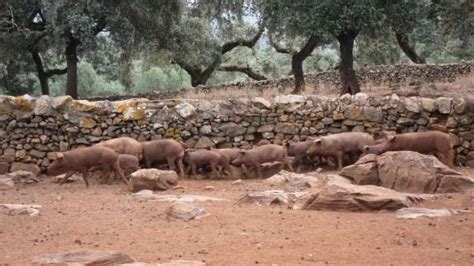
(0, 204), (42, 216)
(294, 177), (426, 212)
(129, 169), (178, 192)
(341, 151), (474, 193)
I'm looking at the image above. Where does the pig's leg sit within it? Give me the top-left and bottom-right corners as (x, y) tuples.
(190, 163), (198, 178)
(254, 163), (263, 179)
(81, 170), (90, 188)
(167, 156), (176, 172)
(113, 161), (128, 185)
(285, 157), (294, 172)
(336, 151), (344, 170)
(176, 158), (185, 178)
(59, 171), (75, 185)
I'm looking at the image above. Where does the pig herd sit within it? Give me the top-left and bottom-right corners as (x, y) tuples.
(47, 131), (455, 187)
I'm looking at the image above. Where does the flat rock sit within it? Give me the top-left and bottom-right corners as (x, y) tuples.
(122, 260), (205, 266)
(0, 204), (42, 216)
(237, 190), (289, 206)
(31, 250), (135, 265)
(129, 169), (178, 192)
(395, 207), (469, 219)
(154, 195), (227, 203)
(264, 170), (326, 189)
(175, 102), (196, 118)
(165, 202), (208, 221)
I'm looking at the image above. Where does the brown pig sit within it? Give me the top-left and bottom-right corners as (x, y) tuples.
(183, 149), (230, 178)
(377, 131), (454, 167)
(141, 139), (185, 178)
(94, 137), (143, 160)
(90, 154), (140, 184)
(212, 148), (242, 165)
(47, 146), (126, 187)
(306, 132), (375, 170)
(362, 138), (388, 156)
(232, 144), (294, 179)
(287, 140), (322, 172)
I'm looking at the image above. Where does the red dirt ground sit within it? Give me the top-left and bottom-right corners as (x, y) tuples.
(1, 169), (473, 265)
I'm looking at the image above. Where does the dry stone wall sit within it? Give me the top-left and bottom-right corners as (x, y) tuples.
(0, 93), (473, 171)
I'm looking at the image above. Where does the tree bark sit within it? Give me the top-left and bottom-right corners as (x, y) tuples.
(291, 56), (305, 94)
(30, 50), (49, 95)
(337, 31), (360, 95)
(395, 31), (426, 64)
(65, 38), (79, 99)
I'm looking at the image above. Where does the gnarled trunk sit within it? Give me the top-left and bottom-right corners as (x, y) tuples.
(337, 31), (360, 95)
(30, 50), (49, 95)
(395, 32), (426, 64)
(65, 38), (79, 99)
(292, 55), (305, 94)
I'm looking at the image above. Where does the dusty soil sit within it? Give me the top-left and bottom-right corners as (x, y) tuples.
(1, 169), (473, 265)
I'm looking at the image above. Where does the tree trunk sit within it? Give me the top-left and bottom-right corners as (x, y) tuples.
(190, 74), (206, 87)
(395, 32), (426, 64)
(65, 39), (79, 99)
(120, 50), (133, 93)
(30, 50), (50, 95)
(292, 55), (305, 94)
(337, 32), (360, 95)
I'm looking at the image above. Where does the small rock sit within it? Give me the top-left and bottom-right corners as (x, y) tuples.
(232, 179), (242, 185)
(175, 103), (196, 118)
(203, 185), (215, 191)
(165, 202), (208, 221)
(129, 169), (178, 192)
(10, 162), (41, 176)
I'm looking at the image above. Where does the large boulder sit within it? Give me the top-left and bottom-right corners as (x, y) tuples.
(2, 170), (39, 185)
(340, 154), (378, 185)
(341, 151), (474, 194)
(294, 177), (425, 212)
(31, 250), (135, 265)
(129, 169), (178, 192)
(0, 160), (9, 174)
(10, 162), (41, 176)
(0, 177), (15, 190)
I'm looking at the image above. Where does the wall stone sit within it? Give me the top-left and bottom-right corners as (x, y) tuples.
(0, 92), (473, 171)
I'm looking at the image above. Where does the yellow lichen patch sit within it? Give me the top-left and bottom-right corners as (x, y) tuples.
(73, 100), (97, 112)
(123, 107), (145, 121)
(116, 102), (129, 113)
(15, 95), (34, 112)
(79, 117), (97, 129)
(0, 105), (5, 113)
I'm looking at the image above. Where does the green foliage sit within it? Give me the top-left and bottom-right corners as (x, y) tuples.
(132, 63), (190, 93)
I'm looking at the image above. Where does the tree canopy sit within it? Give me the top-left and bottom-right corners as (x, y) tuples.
(0, 0), (471, 98)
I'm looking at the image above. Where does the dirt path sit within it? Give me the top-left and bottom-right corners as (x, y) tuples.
(1, 175), (473, 265)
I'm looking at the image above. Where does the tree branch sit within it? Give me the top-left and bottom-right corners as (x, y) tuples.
(221, 18), (266, 54)
(296, 35), (320, 59)
(268, 33), (294, 54)
(45, 67), (68, 78)
(395, 31), (426, 64)
(218, 65), (268, 81)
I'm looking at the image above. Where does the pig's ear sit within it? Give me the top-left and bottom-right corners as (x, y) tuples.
(312, 139), (322, 145)
(55, 153), (64, 159)
(239, 150), (247, 155)
(387, 135), (396, 142)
